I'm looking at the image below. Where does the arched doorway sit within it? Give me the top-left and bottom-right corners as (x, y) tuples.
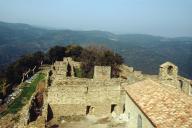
(167, 66), (174, 75)
(66, 63), (72, 77)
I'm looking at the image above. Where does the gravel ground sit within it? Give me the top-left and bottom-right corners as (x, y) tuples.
(48, 115), (128, 128)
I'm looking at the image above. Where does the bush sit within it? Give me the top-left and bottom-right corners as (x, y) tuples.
(79, 45), (123, 78)
(6, 52), (45, 84)
(48, 46), (66, 63)
(2, 44), (123, 96)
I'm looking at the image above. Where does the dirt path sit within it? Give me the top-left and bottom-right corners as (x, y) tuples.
(48, 115), (128, 128)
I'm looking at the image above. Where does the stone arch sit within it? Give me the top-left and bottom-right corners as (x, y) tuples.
(159, 62), (178, 80)
(167, 65), (174, 75)
(137, 114), (142, 128)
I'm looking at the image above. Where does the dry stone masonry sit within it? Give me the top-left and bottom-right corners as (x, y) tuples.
(13, 58), (192, 128)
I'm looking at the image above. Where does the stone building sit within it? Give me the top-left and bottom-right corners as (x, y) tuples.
(159, 61), (178, 80)
(123, 79), (192, 128)
(14, 58), (192, 128)
(47, 58), (126, 120)
(159, 61), (192, 96)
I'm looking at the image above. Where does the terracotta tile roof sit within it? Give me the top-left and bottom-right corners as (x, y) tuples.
(124, 79), (192, 128)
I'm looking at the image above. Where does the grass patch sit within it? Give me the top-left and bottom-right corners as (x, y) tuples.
(74, 68), (83, 78)
(0, 73), (45, 117)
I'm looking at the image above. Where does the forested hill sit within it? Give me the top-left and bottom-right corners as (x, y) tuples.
(0, 21), (192, 79)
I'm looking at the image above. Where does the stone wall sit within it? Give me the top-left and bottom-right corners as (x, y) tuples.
(159, 61), (178, 81)
(47, 78), (124, 119)
(93, 66), (111, 80)
(12, 57), (192, 127)
(16, 72), (48, 128)
(52, 61), (67, 77)
(133, 71), (143, 79)
(52, 57), (81, 78)
(47, 58), (147, 122)
(16, 90), (38, 128)
(158, 61), (192, 96)
(46, 58), (192, 127)
(177, 76), (192, 96)
(119, 64), (143, 84)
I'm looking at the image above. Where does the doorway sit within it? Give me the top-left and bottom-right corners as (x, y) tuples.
(86, 106), (91, 115)
(111, 104), (117, 113)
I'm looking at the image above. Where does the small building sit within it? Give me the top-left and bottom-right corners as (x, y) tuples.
(123, 79), (192, 128)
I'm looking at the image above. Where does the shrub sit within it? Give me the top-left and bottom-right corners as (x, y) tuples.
(80, 45), (123, 78)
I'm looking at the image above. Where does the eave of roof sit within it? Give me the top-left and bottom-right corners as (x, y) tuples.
(124, 79), (192, 128)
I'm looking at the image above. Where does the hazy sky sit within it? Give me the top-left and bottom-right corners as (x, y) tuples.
(0, 0), (191, 37)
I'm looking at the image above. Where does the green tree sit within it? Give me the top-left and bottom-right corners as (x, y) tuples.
(48, 46), (66, 63)
(80, 45), (123, 78)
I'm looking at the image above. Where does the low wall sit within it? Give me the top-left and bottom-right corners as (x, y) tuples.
(47, 79), (123, 118)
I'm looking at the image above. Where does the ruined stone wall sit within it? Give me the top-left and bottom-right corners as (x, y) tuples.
(133, 71), (143, 79)
(16, 90), (37, 128)
(64, 57), (81, 68)
(119, 64), (143, 84)
(14, 57), (192, 127)
(16, 71), (48, 128)
(47, 60), (145, 121)
(47, 78), (124, 119)
(52, 57), (80, 78)
(52, 61), (67, 77)
(93, 66), (111, 80)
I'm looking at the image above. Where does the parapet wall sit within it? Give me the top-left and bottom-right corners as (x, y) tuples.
(177, 76), (192, 96)
(93, 66), (111, 80)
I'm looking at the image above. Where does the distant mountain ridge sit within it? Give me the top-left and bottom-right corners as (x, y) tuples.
(0, 21), (192, 78)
